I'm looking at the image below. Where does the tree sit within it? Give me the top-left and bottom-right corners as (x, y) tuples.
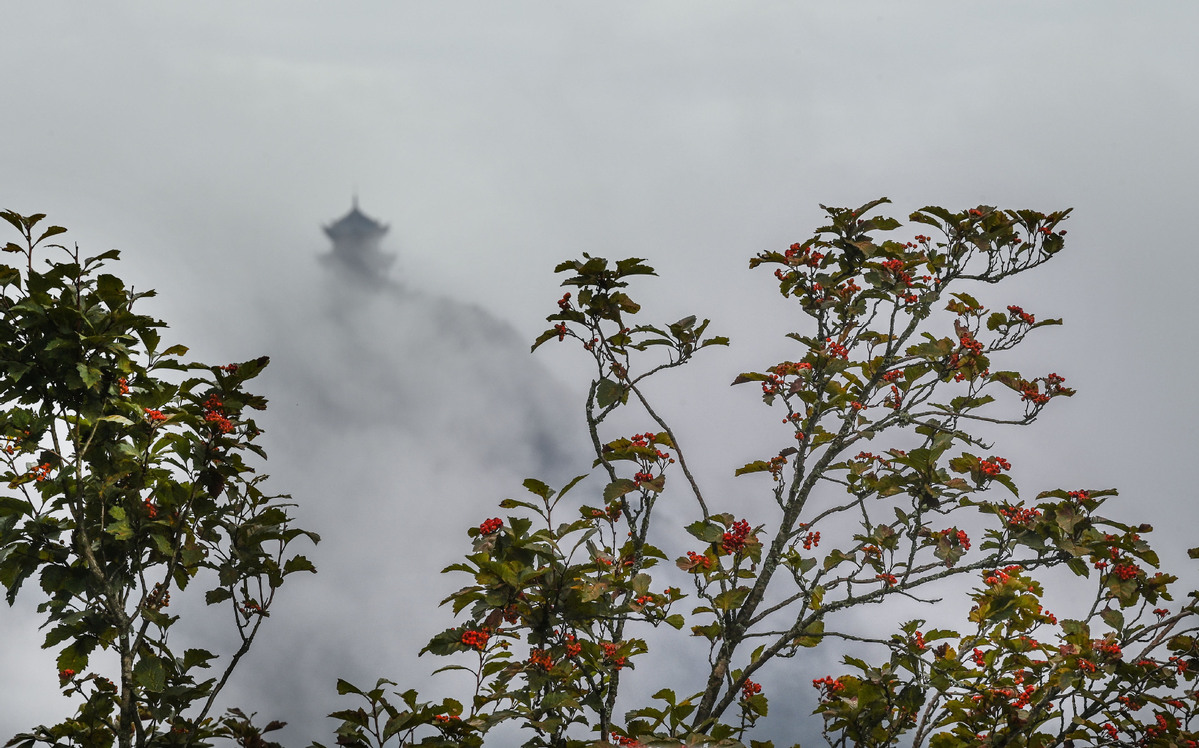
(329, 199), (1198, 746)
(4, 202), (1196, 748)
(0, 211), (317, 748)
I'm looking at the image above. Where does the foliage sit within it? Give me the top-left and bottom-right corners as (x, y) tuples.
(0, 211), (317, 748)
(330, 200), (1198, 746)
(4, 202), (1196, 748)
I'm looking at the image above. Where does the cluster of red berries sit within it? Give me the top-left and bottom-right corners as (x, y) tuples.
(1112, 563), (1140, 581)
(629, 433), (674, 463)
(782, 243), (825, 267)
(203, 395), (233, 434)
(478, 517), (503, 535)
(220, 363), (239, 373)
(1068, 489), (1090, 502)
(972, 648), (987, 667)
(741, 680), (762, 700)
(58, 669), (76, 681)
(983, 565), (1023, 586)
(30, 462), (52, 482)
(979, 456), (1011, 476)
(1010, 684), (1037, 710)
(433, 714), (461, 724)
(1006, 305), (1036, 325)
(722, 519), (752, 554)
(1093, 638), (1123, 660)
(836, 278), (862, 298)
(527, 649), (554, 670)
(143, 500), (158, 519)
(600, 642), (626, 669)
(632, 471), (655, 484)
(881, 369), (904, 383)
(824, 338), (849, 359)
(881, 258), (914, 288)
(554, 322), (568, 342)
(1078, 658), (1097, 674)
(766, 454), (788, 481)
(958, 332), (984, 356)
(1118, 694), (1143, 711)
(942, 528), (971, 551)
(884, 384), (902, 410)
(1143, 714), (1177, 742)
(557, 292), (571, 311)
(998, 504), (1041, 526)
(461, 628), (490, 651)
(760, 376), (782, 396)
(1019, 373), (1070, 405)
(118, 377), (130, 395)
(612, 736), (642, 748)
(911, 631), (926, 651)
(144, 408), (168, 423)
(876, 573), (897, 586)
(564, 634), (582, 658)
(770, 361), (814, 376)
(802, 531), (821, 550)
(685, 550), (712, 571)
(147, 582), (171, 610)
(811, 676), (845, 697)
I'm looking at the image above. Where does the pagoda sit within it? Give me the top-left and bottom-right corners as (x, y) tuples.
(322, 197), (394, 277)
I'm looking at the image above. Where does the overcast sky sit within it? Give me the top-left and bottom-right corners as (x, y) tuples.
(2, 3), (1197, 744)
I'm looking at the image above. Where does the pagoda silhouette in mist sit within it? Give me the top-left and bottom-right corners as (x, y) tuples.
(322, 197), (395, 280)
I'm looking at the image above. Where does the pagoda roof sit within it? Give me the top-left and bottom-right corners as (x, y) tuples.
(323, 199), (389, 240)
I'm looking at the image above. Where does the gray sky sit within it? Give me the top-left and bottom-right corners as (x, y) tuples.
(2, 2), (1197, 743)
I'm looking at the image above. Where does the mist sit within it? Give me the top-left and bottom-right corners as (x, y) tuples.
(2, 2), (1198, 744)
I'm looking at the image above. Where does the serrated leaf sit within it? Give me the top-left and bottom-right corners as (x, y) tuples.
(134, 655), (167, 692)
(596, 378), (627, 408)
(604, 479), (638, 502)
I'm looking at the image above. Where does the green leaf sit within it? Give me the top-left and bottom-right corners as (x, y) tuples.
(1100, 608), (1124, 631)
(56, 642), (91, 674)
(735, 460), (771, 477)
(596, 378), (627, 408)
(523, 478), (552, 499)
(205, 587), (233, 605)
(182, 648), (217, 671)
(685, 521), (725, 544)
(134, 655), (167, 692)
(604, 478), (639, 502)
(36, 226), (68, 244)
(76, 364), (103, 390)
(793, 619), (824, 647)
(283, 555), (316, 575)
(712, 586), (750, 612)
